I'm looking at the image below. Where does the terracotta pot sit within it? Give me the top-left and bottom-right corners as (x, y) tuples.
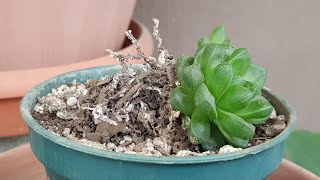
(1, 145), (318, 180)
(0, 20), (154, 137)
(268, 159), (319, 180)
(0, 0), (136, 71)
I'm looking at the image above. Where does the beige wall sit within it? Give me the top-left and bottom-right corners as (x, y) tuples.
(134, 0), (320, 131)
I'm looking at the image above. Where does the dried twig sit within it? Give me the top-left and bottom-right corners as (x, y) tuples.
(106, 18), (174, 72)
(115, 83), (143, 109)
(152, 18), (162, 51)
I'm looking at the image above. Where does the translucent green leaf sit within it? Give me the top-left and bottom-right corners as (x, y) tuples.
(206, 63), (233, 100)
(286, 130), (320, 176)
(225, 136), (250, 148)
(201, 123), (227, 151)
(210, 26), (226, 44)
(243, 80), (260, 98)
(203, 44), (225, 77)
(181, 64), (205, 92)
(194, 45), (205, 62)
(231, 77), (246, 86)
(225, 47), (235, 59)
(198, 37), (210, 49)
(231, 78), (260, 97)
(217, 84), (254, 113)
(216, 109), (255, 147)
(223, 37), (232, 46)
(170, 87), (195, 117)
(236, 95), (273, 124)
(228, 48), (251, 76)
(176, 56), (194, 75)
(194, 83), (217, 121)
(176, 56), (194, 84)
(243, 64), (267, 89)
(189, 108), (211, 144)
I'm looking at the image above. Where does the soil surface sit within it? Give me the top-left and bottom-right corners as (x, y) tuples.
(32, 67), (201, 156)
(32, 68), (287, 156)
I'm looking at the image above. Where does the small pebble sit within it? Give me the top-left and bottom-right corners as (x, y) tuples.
(119, 140), (126, 145)
(34, 104), (44, 114)
(124, 151), (137, 154)
(176, 150), (196, 157)
(153, 137), (172, 155)
(218, 145), (242, 154)
(62, 128), (71, 136)
(278, 115), (285, 121)
(173, 111), (180, 118)
(123, 136), (133, 142)
(270, 108), (277, 119)
(115, 146), (126, 152)
(66, 97), (78, 106)
(107, 143), (117, 150)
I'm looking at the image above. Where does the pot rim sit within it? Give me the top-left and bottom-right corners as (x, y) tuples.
(20, 65), (297, 165)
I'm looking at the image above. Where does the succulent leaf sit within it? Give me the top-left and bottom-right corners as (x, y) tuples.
(228, 48), (251, 76)
(201, 124), (227, 151)
(243, 64), (267, 88)
(170, 87), (195, 117)
(194, 83), (217, 121)
(225, 47), (235, 58)
(231, 76), (246, 86)
(223, 37), (232, 46)
(189, 108), (211, 144)
(216, 109), (255, 147)
(194, 46), (205, 63)
(198, 37), (210, 49)
(243, 80), (261, 98)
(210, 26), (226, 44)
(181, 64), (205, 92)
(203, 44), (226, 77)
(206, 63), (233, 100)
(236, 95), (273, 124)
(176, 56), (194, 83)
(176, 56), (194, 75)
(217, 84), (254, 113)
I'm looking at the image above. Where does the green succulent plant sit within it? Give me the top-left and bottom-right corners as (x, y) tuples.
(170, 26), (273, 151)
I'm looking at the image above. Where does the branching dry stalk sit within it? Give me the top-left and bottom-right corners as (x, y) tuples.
(106, 18), (174, 73)
(105, 18), (176, 90)
(102, 19), (185, 153)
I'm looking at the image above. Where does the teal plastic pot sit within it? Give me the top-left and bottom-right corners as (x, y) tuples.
(21, 65), (296, 180)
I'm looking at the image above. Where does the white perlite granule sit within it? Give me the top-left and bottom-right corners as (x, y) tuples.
(218, 145), (242, 154)
(270, 108), (277, 119)
(78, 139), (106, 149)
(33, 82), (89, 114)
(34, 104), (44, 114)
(66, 97), (78, 106)
(176, 150), (215, 157)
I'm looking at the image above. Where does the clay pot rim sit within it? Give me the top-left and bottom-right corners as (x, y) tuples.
(0, 19), (152, 99)
(268, 159), (319, 179)
(20, 65), (297, 164)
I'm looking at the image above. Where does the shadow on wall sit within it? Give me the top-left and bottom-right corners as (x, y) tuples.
(133, 0), (320, 131)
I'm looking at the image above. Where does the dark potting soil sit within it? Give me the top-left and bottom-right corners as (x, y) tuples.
(31, 65), (287, 156)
